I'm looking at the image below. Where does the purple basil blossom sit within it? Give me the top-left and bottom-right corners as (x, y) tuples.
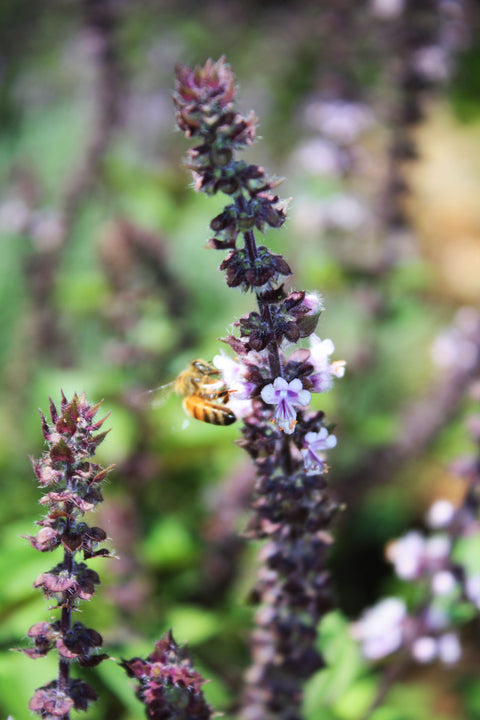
(261, 377), (311, 434)
(411, 632), (462, 665)
(437, 633), (462, 664)
(426, 499), (456, 529)
(302, 429), (337, 475)
(213, 351), (255, 399)
(174, 58), (346, 718)
(423, 536), (451, 564)
(431, 570), (457, 596)
(386, 531), (451, 581)
(309, 334), (345, 393)
(385, 531), (425, 580)
(352, 598), (407, 660)
(411, 636), (438, 664)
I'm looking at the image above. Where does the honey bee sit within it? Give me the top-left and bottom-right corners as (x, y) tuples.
(175, 358), (236, 426)
(148, 359), (236, 426)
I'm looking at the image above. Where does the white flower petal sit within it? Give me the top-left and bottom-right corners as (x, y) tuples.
(297, 389), (311, 406)
(288, 378), (303, 392)
(273, 377), (288, 391)
(261, 384), (276, 404)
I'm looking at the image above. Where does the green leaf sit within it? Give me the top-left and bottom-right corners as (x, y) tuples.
(0, 651), (58, 719)
(96, 658), (144, 717)
(453, 534), (480, 575)
(304, 611), (366, 715)
(334, 677), (377, 719)
(165, 605), (219, 645)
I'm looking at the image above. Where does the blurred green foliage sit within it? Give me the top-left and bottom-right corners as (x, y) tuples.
(1, 2), (480, 719)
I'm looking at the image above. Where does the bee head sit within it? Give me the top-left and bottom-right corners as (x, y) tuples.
(191, 359), (218, 377)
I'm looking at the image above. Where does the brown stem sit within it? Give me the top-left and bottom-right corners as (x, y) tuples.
(241, 227), (283, 379)
(259, 300), (283, 379)
(57, 542), (75, 713)
(280, 433), (294, 475)
(244, 228), (259, 262)
(360, 657), (410, 720)
(338, 312), (480, 504)
(56, 467), (76, 704)
(57, 600), (71, 699)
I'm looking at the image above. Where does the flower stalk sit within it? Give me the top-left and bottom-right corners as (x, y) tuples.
(121, 630), (213, 720)
(174, 57), (344, 720)
(18, 392), (114, 719)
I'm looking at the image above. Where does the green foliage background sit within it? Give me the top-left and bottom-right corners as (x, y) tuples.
(1, 2), (480, 719)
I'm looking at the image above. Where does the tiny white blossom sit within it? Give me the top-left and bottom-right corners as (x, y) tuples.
(387, 532), (451, 581)
(261, 377), (311, 434)
(302, 429), (337, 475)
(431, 328), (477, 371)
(352, 598), (406, 661)
(437, 633), (461, 664)
(424, 535), (451, 564)
(411, 636), (437, 664)
(426, 499), (456, 529)
(386, 532), (425, 580)
(369, 0), (404, 19)
(431, 570), (456, 596)
(309, 335), (345, 392)
(414, 46), (449, 82)
(331, 360), (346, 378)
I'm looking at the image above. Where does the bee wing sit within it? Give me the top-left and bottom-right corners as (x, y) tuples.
(141, 380), (175, 409)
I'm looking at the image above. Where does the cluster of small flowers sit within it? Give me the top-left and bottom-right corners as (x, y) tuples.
(19, 393), (113, 718)
(291, 95), (374, 239)
(174, 57), (344, 474)
(214, 328), (344, 436)
(353, 483), (480, 667)
(292, 0), (468, 250)
(174, 57), (345, 720)
(353, 596), (461, 664)
(121, 631), (212, 720)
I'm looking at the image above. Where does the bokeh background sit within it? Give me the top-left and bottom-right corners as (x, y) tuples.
(1, 1), (480, 718)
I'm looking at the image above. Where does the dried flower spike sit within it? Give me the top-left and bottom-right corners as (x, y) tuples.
(17, 392), (113, 718)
